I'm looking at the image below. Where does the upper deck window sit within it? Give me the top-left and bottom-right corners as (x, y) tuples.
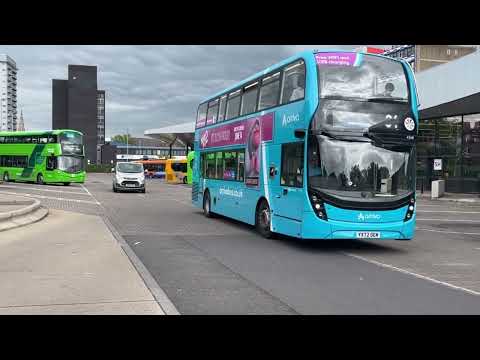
(226, 89), (241, 120)
(280, 60), (305, 104)
(241, 82), (259, 116)
(317, 53), (409, 102)
(60, 132), (83, 145)
(196, 103), (208, 127)
(207, 99), (219, 125)
(218, 95), (227, 123)
(259, 72), (280, 110)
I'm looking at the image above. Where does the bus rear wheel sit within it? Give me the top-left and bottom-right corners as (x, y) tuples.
(256, 200), (273, 239)
(36, 174), (45, 185)
(63, 182), (70, 186)
(203, 191), (214, 218)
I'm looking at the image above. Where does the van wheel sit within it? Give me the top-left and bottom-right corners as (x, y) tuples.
(3, 172), (9, 182)
(37, 174), (45, 185)
(203, 191), (214, 218)
(256, 199), (273, 238)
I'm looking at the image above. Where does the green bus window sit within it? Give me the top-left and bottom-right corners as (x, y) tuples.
(46, 156), (57, 171)
(223, 151), (237, 180)
(0, 137), (4, 143)
(40, 137), (48, 144)
(205, 153), (216, 179)
(241, 82), (259, 116)
(259, 72), (281, 110)
(216, 152), (224, 179)
(31, 136), (38, 144)
(238, 151), (245, 182)
(281, 60), (306, 104)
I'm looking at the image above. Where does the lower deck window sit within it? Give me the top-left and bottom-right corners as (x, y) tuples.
(201, 149), (245, 182)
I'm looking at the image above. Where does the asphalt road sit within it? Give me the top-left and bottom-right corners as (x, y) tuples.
(3, 174), (480, 314)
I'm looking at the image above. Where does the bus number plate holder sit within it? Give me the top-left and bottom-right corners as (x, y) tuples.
(356, 232), (380, 239)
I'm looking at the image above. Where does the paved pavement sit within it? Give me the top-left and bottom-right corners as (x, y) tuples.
(2, 174), (480, 314)
(0, 208), (164, 315)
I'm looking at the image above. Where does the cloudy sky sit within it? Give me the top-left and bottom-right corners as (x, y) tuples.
(1, 45), (385, 137)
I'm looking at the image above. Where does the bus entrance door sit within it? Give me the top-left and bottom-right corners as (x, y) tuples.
(271, 142), (305, 238)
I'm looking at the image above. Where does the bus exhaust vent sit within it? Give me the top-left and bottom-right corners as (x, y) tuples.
(192, 182), (199, 201)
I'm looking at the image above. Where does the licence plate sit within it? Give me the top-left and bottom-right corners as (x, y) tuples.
(356, 232), (380, 239)
(125, 184), (136, 187)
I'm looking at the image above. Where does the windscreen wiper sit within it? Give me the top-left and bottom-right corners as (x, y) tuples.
(366, 96), (408, 104)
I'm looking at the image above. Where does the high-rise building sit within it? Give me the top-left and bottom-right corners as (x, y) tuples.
(17, 109), (25, 131)
(96, 90), (105, 163)
(0, 54), (18, 131)
(382, 45), (478, 72)
(52, 65), (105, 164)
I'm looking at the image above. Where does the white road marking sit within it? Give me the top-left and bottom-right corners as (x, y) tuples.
(417, 227), (480, 236)
(81, 184), (101, 205)
(342, 252), (480, 297)
(417, 218), (480, 223)
(0, 184), (88, 195)
(417, 210), (480, 214)
(0, 190), (100, 205)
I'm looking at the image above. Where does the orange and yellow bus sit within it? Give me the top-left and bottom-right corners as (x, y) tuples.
(135, 159), (166, 179)
(165, 158), (188, 184)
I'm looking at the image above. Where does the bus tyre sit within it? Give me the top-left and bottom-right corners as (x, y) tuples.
(256, 200), (273, 239)
(183, 176), (187, 184)
(203, 191), (214, 218)
(63, 182), (70, 186)
(37, 174), (44, 185)
(3, 172), (9, 182)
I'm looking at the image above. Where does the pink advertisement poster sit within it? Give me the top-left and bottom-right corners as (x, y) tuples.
(199, 112), (274, 188)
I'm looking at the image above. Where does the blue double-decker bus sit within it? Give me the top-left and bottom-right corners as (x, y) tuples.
(192, 50), (419, 241)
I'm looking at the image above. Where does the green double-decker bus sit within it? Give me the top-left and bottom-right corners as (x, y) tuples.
(0, 129), (86, 185)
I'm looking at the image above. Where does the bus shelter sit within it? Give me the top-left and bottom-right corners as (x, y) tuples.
(144, 122), (195, 158)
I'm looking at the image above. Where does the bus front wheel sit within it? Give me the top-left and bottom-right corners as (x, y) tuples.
(256, 200), (273, 239)
(203, 191), (214, 218)
(37, 174), (45, 185)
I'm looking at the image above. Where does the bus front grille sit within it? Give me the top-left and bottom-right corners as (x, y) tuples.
(192, 182), (199, 201)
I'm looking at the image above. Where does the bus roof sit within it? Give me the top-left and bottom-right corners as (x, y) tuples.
(199, 48), (404, 105)
(0, 129), (83, 137)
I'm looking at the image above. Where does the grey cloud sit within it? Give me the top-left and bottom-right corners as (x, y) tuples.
(1, 45), (362, 137)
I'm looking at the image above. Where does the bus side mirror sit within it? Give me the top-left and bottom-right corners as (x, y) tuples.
(294, 129), (306, 139)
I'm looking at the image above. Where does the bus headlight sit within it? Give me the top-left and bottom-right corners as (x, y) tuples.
(404, 197), (415, 222)
(309, 191), (328, 221)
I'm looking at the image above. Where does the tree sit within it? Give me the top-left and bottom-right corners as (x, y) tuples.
(112, 134), (135, 145)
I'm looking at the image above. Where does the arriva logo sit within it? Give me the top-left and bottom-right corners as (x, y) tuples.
(282, 113), (300, 127)
(357, 213), (381, 221)
(200, 130), (209, 148)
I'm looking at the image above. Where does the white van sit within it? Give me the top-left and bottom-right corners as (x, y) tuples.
(112, 162), (146, 193)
